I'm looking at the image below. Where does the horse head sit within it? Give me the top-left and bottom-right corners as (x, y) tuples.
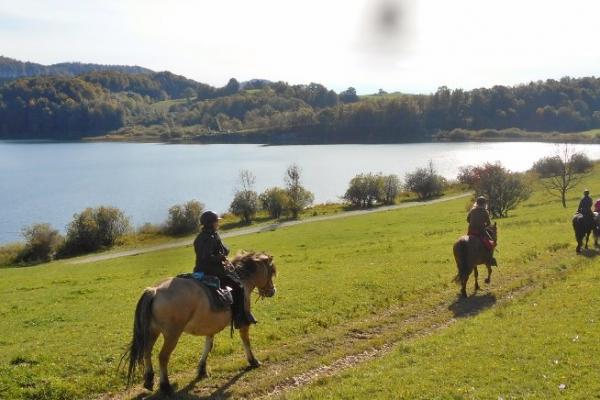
(487, 222), (498, 244)
(232, 251), (277, 298)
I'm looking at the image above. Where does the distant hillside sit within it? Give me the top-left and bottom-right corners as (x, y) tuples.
(0, 56), (153, 80)
(1, 55), (600, 144)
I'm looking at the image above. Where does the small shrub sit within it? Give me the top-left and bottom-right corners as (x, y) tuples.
(285, 164), (314, 218)
(59, 206), (130, 256)
(137, 223), (162, 235)
(165, 200), (204, 235)
(259, 187), (289, 219)
(459, 162), (532, 217)
(230, 191), (259, 224)
(0, 243), (24, 266)
(343, 173), (384, 208)
(17, 223), (63, 264)
(381, 174), (401, 204)
(405, 161), (446, 200)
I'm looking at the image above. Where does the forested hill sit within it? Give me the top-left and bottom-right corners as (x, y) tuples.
(0, 56), (153, 80)
(1, 56), (600, 143)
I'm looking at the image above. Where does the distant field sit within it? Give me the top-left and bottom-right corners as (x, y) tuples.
(0, 169), (597, 399)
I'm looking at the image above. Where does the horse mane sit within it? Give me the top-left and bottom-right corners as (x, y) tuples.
(231, 251), (276, 278)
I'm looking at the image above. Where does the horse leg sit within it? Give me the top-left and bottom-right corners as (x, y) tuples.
(197, 335), (214, 379)
(239, 326), (260, 368)
(473, 266), (480, 292)
(158, 330), (182, 394)
(143, 328), (160, 391)
(585, 231), (590, 249)
(484, 265), (492, 284)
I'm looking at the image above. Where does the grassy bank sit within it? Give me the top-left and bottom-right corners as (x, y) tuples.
(435, 127), (600, 143)
(0, 169), (596, 399)
(0, 187), (445, 268)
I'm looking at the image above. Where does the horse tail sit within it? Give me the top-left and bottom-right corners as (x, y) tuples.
(122, 287), (156, 387)
(453, 239), (469, 284)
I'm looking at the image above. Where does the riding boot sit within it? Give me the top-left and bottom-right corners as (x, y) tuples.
(489, 254), (498, 267)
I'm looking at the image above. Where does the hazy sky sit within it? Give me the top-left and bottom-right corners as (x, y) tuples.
(1, 0), (599, 94)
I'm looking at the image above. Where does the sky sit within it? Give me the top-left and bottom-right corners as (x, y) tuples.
(1, 0), (599, 94)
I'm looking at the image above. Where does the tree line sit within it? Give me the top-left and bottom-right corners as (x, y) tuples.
(4, 68), (600, 142)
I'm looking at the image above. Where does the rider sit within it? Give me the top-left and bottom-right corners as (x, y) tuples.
(193, 210), (256, 329)
(467, 196), (497, 267)
(577, 189), (594, 219)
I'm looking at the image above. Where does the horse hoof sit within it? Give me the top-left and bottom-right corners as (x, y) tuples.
(159, 382), (173, 395)
(143, 372), (154, 391)
(484, 278), (491, 284)
(197, 367), (209, 380)
(248, 358), (261, 369)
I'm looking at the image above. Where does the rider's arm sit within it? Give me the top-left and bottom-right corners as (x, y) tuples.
(197, 237), (226, 275)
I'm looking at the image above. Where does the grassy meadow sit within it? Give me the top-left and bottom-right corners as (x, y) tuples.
(0, 169), (598, 399)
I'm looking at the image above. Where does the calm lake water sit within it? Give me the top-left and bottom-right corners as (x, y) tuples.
(2, 141), (600, 244)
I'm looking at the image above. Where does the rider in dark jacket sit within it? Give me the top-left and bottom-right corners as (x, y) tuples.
(577, 189), (594, 218)
(467, 196), (497, 267)
(193, 211), (256, 328)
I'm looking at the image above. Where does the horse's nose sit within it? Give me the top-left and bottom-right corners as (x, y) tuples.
(266, 287), (276, 297)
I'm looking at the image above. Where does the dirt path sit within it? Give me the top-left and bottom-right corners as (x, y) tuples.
(70, 193), (470, 265)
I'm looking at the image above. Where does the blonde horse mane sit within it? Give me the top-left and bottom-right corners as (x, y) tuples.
(231, 251), (276, 278)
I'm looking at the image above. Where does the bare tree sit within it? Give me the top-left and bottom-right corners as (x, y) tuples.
(538, 144), (592, 208)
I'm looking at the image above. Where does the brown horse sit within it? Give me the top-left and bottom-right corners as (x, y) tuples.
(573, 212), (598, 253)
(453, 223), (498, 298)
(122, 251), (277, 394)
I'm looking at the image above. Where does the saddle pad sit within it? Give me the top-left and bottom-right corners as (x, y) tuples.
(177, 272), (233, 310)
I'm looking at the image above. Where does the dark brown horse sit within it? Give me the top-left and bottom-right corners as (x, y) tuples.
(122, 251), (276, 394)
(573, 212), (598, 253)
(453, 223), (498, 298)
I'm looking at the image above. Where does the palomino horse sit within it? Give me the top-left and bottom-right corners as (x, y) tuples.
(123, 251), (277, 394)
(453, 223), (498, 298)
(573, 212), (598, 253)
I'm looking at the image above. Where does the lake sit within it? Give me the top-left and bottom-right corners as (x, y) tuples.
(2, 141), (600, 244)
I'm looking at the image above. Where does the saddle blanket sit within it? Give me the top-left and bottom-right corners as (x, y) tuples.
(177, 272), (233, 309)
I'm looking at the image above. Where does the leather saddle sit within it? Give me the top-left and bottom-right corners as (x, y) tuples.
(177, 272), (233, 310)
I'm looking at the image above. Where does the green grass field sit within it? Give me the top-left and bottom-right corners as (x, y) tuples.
(0, 169), (598, 399)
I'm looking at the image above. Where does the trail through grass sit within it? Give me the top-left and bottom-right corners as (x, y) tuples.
(0, 170), (597, 399)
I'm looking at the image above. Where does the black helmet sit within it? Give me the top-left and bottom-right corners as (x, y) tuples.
(200, 210), (220, 226)
(476, 196), (487, 206)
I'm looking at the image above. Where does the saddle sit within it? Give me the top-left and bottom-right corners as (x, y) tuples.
(177, 272), (233, 311)
(467, 228), (495, 251)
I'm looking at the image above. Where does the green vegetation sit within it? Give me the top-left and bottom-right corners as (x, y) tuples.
(3, 56), (600, 143)
(0, 166), (597, 399)
(0, 55), (152, 80)
(435, 127), (600, 143)
(288, 259), (600, 399)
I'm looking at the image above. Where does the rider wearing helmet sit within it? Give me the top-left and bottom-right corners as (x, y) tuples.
(577, 189), (594, 218)
(467, 196), (497, 266)
(193, 210), (256, 328)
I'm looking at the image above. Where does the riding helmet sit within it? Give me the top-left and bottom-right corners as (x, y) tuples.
(200, 210), (221, 226)
(476, 196), (487, 205)
(584, 189), (590, 195)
